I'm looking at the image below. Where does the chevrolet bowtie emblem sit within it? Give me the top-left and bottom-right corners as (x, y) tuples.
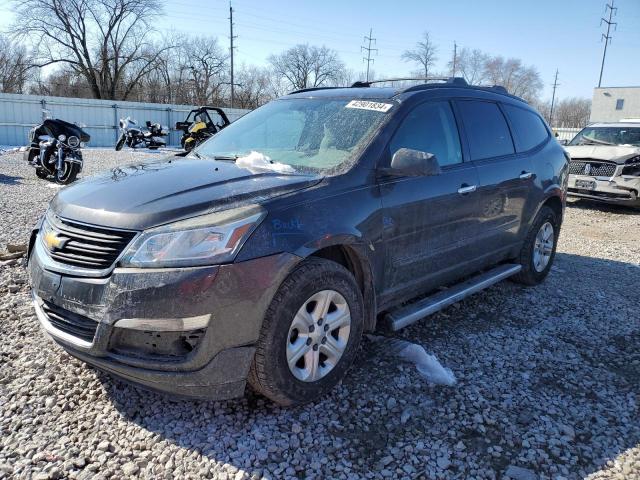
(44, 231), (68, 251)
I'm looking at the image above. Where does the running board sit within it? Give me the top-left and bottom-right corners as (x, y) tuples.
(384, 264), (522, 331)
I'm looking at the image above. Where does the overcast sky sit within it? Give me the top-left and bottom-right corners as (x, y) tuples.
(1, 0), (638, 100)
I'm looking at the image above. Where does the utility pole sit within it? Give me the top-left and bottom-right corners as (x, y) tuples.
(361, 28), (377, 82)
(452, 41), (457, 77)
(229, 2), (237, 107)
(598, 0), (617, 88)
(549, 69), (560, 128)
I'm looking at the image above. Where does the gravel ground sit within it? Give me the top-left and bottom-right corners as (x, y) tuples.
(1, 150), (639, 480)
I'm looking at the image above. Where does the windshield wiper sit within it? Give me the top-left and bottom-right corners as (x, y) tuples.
(213, 155), (239, 161)
(580, 137), (615, 146)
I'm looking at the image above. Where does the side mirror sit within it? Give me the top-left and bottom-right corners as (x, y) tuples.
(558, 139), (569, 146)
(383, 148), (442, 177)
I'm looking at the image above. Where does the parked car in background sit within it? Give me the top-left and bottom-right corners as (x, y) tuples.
(564, 121), (640, 208)
(28, 78), (568, 405)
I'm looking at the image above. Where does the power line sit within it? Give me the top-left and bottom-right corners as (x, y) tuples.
(598, 0), (617, 88)
(361, 28), (377, 82)
(549, 69), (560, 128)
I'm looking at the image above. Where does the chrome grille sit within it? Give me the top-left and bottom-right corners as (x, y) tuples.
(568, 160), (617, 177)
(41, 300), (98, 342)
(43, 216), (137, 269)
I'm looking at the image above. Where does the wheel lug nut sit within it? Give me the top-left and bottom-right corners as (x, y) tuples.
(324, 324), (329, 331)
(306, 338), (312, 345)
(309, 325), (315, 333)
(317, 318), (323, 326)
(313, 344), (319, 351)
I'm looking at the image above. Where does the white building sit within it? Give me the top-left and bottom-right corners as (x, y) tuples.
(590, 86), (640, 123)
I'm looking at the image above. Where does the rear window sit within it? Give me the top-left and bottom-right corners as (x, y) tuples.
(457, 100), (514, 160)
(503, 104), (549, 152)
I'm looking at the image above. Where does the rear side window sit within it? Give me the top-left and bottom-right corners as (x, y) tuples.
(389, 101), (462, 166)
(457, 100), (514, 160)
(502, 104), (549, 152)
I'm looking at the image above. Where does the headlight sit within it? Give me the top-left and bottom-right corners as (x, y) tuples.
(67, 136), (80, 147)
(119, 205), (266, 268)
(58, 134), (66, 141)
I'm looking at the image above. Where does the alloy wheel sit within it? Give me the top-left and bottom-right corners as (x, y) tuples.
(286, 290), (351, 382)
(533, 221), (554, 272)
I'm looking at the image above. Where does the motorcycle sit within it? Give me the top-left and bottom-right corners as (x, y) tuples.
(115, 117), (168, 151)
(176, 106), (230, 152)
(24, 117), (90, 185)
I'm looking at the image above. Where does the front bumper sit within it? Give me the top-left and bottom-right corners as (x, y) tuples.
(29, 237), (300, 400)
(567, 174), (640, 207)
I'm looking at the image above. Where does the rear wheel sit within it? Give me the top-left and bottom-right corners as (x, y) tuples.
(55, 162), (80, 185)
(248, 258), (364, 406)
(512, 205), (559, 285)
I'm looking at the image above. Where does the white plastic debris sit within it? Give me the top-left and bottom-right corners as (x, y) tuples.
(367, 335), (457, 386)
(397, 342), (457, 386)
(235, 151), (295, 174)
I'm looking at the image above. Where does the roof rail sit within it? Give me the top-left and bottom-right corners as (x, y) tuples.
(352, 77), (468, 88)
(288, 86), (343, 95)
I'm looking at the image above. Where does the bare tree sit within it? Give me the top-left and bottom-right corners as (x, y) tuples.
(536, 97), (591, 127)
(269, 44), (346, 91)
(483, 56), (542, 102)
(450, 48), (488, 85)
(183, 36), (228, 105)
(401, 32), (438, 78)
(11, 0), (170, 100)
(0, 34), (32, 93)
(234, 65), (274, 109)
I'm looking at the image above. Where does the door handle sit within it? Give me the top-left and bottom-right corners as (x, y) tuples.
(519, 171), (534, 180)
(457, 184), (477, 195)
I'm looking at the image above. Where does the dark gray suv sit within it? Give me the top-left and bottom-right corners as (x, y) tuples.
(28, 78), (568, 405)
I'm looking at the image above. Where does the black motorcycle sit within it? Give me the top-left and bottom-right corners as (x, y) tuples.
(115, 117), (167, 151)
(24, 118), (90, 185)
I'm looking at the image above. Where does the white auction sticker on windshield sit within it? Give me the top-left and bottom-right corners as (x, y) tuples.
(345, 100), (393, 113)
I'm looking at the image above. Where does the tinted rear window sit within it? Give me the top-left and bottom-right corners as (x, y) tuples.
(503, 104), (549, 152)
(458, 101), (514, 160)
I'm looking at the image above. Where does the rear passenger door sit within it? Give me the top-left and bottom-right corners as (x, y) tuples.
(378, 100), (482, 304)
(455, 100), (535, 256)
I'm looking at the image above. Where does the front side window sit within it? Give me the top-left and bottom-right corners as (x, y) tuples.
(457, 100), (515, 160)
(502, 104), (549, 152)
(389, 101), (462, 166)
(197, 98), (392, 174)
(569, 126), (640, 146)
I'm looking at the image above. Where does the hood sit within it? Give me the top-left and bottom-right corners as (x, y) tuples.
(50, 157), (321, 230)
(565, 144), (640, 164)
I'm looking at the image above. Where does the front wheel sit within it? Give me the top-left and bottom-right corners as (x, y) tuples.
(511, 205), (560, 285)
(248, 258), (364, 406)
(115, 134), (126, 151)
(55, 162), (80, 185)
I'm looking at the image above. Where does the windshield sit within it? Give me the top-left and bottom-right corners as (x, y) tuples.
(196, 98), (393, 174)
(569, 126), (640, 147)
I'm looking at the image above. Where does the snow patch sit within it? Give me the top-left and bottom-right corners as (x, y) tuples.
(235, 151), (295, 174)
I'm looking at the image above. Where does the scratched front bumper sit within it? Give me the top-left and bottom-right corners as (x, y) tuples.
(28, 237), (301, 399)
(568, 174), (640, 207)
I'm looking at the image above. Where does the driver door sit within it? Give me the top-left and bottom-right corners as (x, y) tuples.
(378, 100), (482, 304)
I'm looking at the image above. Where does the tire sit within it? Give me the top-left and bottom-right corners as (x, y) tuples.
(55, 162), (80, 185)
(184, 138), (194, 152)
(248, 257), (364, 406)
(511, 205), (560, 286)
(115, 134), (126, 151)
